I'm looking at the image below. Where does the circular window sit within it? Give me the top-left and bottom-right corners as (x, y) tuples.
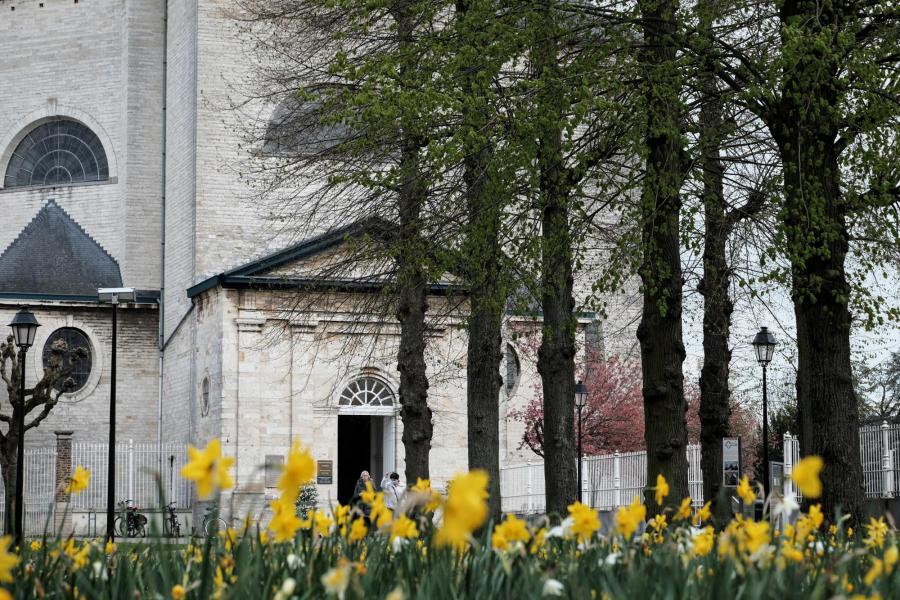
(200, 377), (210, 417)
(42, 328), (92, 393)
(4, 119), (109, 188)
(339, 377), (394, 407)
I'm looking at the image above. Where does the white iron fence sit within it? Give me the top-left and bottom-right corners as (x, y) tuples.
(505, 424), (900, 515)
(70, 441), (193, 511)
(501, 444), (704, 515)
(0, 441), (190, 535)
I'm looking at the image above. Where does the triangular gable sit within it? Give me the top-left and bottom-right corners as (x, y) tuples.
(0, 200), (123, 296)
(187, 217), (397, 298)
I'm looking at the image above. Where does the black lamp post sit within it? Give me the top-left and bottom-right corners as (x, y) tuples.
(752, 326), (777, 499)
(9, 307), (40, 545)
(575, 379), (588, 503)
(98, 287), (135, 542)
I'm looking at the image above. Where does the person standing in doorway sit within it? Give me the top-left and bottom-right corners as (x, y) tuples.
(352, 471), (373, 523)
(381, 472), (404, 511)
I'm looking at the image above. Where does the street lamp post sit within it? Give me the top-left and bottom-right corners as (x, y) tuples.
(9, 307), (40, 545)
(575, 380), (588, 503)
(98, 288), (135, 542)
(752, 326), (777, 500)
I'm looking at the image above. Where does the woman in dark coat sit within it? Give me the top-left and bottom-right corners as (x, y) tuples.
(352, 470), (373, 523)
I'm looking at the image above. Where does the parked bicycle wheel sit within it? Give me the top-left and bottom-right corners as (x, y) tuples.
(114, 516), (127, 537)
(204, 516), (227, 537)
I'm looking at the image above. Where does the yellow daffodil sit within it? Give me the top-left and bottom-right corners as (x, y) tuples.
(390, 515), (419, 542)
(692, 526), (714, 556)
(29, 540), (41, 552)
(674, 497), (692, 521)
(268, 497), (302, 542)
(885, 545), (899, 572)
(172, 584), (186, 600)
(692, 501), (711, 526)
(411, 478), (442, 513)
(360, 481), (377, 505)
(65, 465), (91, 495)
(737, 476), (756, 505)
(0, 537), (18, 583)
(743, 520), (770, 555)
(568, 501), (600, 543)
(334, 504), (350, 527)
(865, 517), (888, 549)
(321, 559), (352, 599)
(790, 456), (823, 499)
(493, 514), (531, 551)
(314, 509), (334, 537)
(614, 496), (646, 540)
(349, 518), (368, 542)
(180, 439), (235, 499)
(105, 541), (116, 554)
(0, 589), (10, 600)
(278, 440), (316, 504)
(654, 474), (669, 506)
(781, 540), (803, 562)
(435, 470), (489, 549)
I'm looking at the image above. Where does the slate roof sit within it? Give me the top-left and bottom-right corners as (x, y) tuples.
(0, 200), (123, 297)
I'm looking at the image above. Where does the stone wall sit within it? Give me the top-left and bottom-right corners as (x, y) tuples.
(0, 302), (160, 446)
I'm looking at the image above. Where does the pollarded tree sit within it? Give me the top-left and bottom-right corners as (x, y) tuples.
(0, 335), (85, 534)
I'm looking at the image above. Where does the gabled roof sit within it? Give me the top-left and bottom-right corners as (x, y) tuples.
(187, 217), (409, 298)
(0, 200), (124, 298)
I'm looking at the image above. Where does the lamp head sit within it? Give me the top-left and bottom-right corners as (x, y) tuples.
(752, 326), (777, 366)
(9, 307), (40, 349)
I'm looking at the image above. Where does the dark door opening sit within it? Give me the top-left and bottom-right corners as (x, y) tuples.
(338, 415), (372, 505)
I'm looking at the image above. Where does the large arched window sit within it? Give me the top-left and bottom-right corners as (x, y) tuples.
(339, 377), (395, 407)
(4, 119), (109, 188)
(42, 327), (93, 393)
(263, 96), (353, 156)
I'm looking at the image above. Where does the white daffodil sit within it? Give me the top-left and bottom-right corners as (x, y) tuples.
(542, 578), (565, 597)
(547, 517), (574, 539)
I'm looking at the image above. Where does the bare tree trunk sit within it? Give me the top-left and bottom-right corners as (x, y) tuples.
(637, 0), (690, 512)
(394, 1), (432, 483)
(0, 441), (15, 536)
(696, 0), (732, 523)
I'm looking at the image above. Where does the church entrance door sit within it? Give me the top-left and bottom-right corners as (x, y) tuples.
(337, 414), (397, 505)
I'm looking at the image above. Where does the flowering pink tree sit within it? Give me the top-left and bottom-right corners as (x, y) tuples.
(510, 352), (759, 462)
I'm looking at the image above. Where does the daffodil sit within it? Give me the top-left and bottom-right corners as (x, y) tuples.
(313, 509), (334, 537)
(0, 537), (18, 583)
(692, 526), (714, 556)
(568, 501), (600, 543)
(65, 465), (91, 495)
(737, 476), (756, 505)
(435, 470), (489, 549)
(180, 439), (235, 499)
(791, 456), (823, 499)
(171, 584), (186, 600)
(390, 515), (419, 542)
(349, 518), (368, 542)
(493, 514), (531, 551)
(278, 440), (316, 503)
(268, 497), (302, 542)
(865, 517), (888, 549)
(654, 474), (669, 506)
(321, 559), (352, 599)
(692, 501), (711, 526)
(865, 558), (884, 586)
(674, 497), (692, 521)
(614, 496), (646, 540)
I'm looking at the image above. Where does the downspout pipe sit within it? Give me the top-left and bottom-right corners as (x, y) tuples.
(157, 0), (169, 499)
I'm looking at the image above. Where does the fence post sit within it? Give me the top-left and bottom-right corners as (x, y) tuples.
(526, 461), (533, 514)
(613, 451), (621, 508)
(882, 421), (893, 499)
(782, 432), (793, 498)
(53, 431), (74, 535)
(128, 439), (135, 504)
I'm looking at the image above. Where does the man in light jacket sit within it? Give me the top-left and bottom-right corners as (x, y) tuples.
(380, 472), (404, 510)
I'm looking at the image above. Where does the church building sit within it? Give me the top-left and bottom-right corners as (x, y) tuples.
(0, 0), (611, 520)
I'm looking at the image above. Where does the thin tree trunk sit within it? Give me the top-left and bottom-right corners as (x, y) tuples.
(0, 445), (15, 536)
(394, 1), (432, 483)
(637, 0), (690, 512)
(532, 1), (578, 517)
(696, 0), (732, 523)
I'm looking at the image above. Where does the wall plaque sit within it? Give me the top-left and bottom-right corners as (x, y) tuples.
(317, 460), (333, 485)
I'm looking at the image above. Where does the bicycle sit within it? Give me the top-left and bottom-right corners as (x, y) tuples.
(163, 501), (182, 538)
(200, 502), (227, 537)
(114, 500), (147, 538)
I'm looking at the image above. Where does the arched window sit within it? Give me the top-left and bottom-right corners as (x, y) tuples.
(42, 327), (93, 393)
(263, 96), (352, 156)
(4, 119), (109, 188)
(339, 377), (395, 407)
(200, 377), (211, 417)
(505, 343), (520, 396)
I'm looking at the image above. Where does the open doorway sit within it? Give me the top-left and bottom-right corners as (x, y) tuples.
(337, 414), (396, 505)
